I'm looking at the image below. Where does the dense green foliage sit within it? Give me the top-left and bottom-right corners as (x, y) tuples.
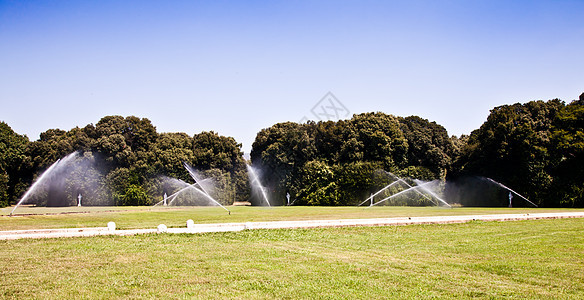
(251, 93), (584, 207)
(251, 113), (454, 205)
(453, 93), (584, 207)
(1, 92), (583, 208)
(0, 122), (29, 207)
(0, 116), (247, 207)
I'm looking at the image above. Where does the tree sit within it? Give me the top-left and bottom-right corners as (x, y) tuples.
(120, 184), (149, 206)
(152, 132), (194, 179)
(349, 112), (407, 168)
(453, 100), (564, 206)
(399, 116), (454, 178)
(0, 122), (29, 207)
(1, 113), (252, 207)
(335, 161), (383, 205)
(294, 160), (339, 206)
(549, 97), (584, 207)
(192, 131), (248, 203)
(250, 112), (452, 206)
(251, 122), (314, 204)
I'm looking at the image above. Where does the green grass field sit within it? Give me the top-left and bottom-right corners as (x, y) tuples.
(1, 205), (582, 231)
(1, 217), (583, 299)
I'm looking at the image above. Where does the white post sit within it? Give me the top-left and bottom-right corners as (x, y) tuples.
(78, 193), (82, 207)
(187, 219), (195, 229)
(157, 224), (168, 233)
(107, 222), (116, 231)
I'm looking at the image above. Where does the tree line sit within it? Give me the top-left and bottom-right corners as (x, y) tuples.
(250, 113), (455, 206)
(0, 116), (248, 207)
(1, 92), (582, 208)
(451, 93), (584, 207)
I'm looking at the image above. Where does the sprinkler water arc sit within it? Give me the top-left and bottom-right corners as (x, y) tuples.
(385, 172), (441, 206)
(412, 179), (451, 207)
(177, 179), (230, 213)
(368, 181), (435, 207)
(183, 162), (212, 197)
(152, 178), (211, 207)
(246, 165), (271, 207)
(358, 180), (402, 206)
(181, 163), (230, 213)
(153, 164), (230, 214)
(486, 178), (538, 207)
(10, 152), (80, 215)
(363, 171), (450, 207)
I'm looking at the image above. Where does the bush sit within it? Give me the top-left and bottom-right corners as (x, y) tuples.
(120, 184), (150, 206)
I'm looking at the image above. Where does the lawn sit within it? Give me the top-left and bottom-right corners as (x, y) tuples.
(1, 205), (582, 231)
(1, 218), (583, 299)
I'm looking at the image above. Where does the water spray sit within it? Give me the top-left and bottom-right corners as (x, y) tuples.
(368, 181), (436, 207)
(152, 178), (210, 206)
(358, 179), (402, 206)
(10, 152), (80, 215)
(181, 163), (231, 213)
(183, 162), (213, 197)
(362, 171), (450, 207)
(412, 179), (451, 207)
(385, 172), (445, 206)
(486, 178), (538, 207)
(247, 165), (271, 207)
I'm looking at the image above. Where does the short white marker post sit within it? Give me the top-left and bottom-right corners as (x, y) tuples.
(107, 222), (116, 231)
(157, 224), (168, 233)
(186, 219), (195, 230)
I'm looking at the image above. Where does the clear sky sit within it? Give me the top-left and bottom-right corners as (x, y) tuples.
(1, 0), (583, 153)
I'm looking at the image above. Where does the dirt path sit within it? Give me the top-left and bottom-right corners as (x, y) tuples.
(1, 212), (583, 240)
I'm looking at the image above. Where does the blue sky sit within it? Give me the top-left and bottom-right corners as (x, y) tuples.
(1, 0), (583, 153)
